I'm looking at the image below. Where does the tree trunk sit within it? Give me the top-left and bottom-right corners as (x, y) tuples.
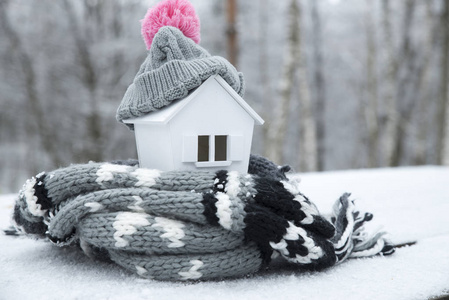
(265, 0), (300, 164)
(259, 0), (271, 156)
(440, 0), (449, 165)
(310, 0), (326, 171)
(63, 0), (103, 162)
(0, 0), (63, 167)
(226, 0), (238, 68)
(413, 2), (438, 165)
(363, 0), (379, 168)
(298, 1), (317, 172)
(390, 0), (416, 167)
(381, 0), (399, 167)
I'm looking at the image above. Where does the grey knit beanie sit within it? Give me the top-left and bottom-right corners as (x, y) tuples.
(116, 26), (245, 127)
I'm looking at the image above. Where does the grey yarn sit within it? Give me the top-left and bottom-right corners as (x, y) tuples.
(12, 155), (394, 281)
(13, 162), (262, 280)
(79, 212), (245, 254)
(116, 26), (245, 128)
(108, 243), (261, 281)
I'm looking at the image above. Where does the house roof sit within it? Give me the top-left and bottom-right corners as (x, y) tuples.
(123, 75), (264, 125)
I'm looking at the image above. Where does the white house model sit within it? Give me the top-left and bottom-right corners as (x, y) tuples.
(124, 75), (264, 173)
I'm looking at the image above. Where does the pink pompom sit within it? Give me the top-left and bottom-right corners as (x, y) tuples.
(141, 0), (201, 50)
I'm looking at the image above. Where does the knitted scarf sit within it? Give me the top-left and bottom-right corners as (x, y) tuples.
(12, 155), (394, 281)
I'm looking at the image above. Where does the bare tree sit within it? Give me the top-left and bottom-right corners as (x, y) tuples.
(413, 1), (439, 165)
(265, 0), (298, 164)
(0, 0), (143, 185)
(259, 0), (273, 155)
(0, 0), (63, 167)
(297, 1), (317, 172)
(226, 0), (238, 68)
(265, 0), (317, 168)
(362, 0), (379, 168)
(2, 0), (448, 193)
(265, 0), (300, 164)
(62, 0), (104, 162)
(381, 0), (398, 167)
(310, 0), (326, 171)
(440, 0), (449, 165)
(390, 0), (416, 166)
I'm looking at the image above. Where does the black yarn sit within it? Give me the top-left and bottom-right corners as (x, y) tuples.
(301, 216), (336, 240)
(13, 205), (47, 236)
(47, 228), (77, 245)
(253, 177), (306, 224)
(243, 203), (289, 262)
(301, 231), (337, 271)
(34, 174), (53, 211)
(334, 235), (351, 254)
(213, 170), (228, 193)
(285, 239), (308, 258)
(201, 193), (220, 226)
(336, 251), (348, 262)
(381, 244), (395, 255)
(353, 212), (373, 232)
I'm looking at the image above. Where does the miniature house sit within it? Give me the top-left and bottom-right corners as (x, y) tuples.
(124, 75), (264, 173)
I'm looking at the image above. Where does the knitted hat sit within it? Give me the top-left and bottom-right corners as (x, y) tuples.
(116, 0), (245, 127)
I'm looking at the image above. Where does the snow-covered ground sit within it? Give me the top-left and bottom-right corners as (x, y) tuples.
(1, 166), (448, 300)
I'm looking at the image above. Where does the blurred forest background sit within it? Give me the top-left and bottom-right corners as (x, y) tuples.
(1, 0), (448, 193)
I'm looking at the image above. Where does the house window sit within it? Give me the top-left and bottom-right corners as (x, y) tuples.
(182, 135), (242, 166)
(197, 135), (227, 162)
(198, 135), (210, 162)
(215, 135), (227, 161)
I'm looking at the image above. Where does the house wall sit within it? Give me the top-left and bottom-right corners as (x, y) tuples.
(168, 79), (255, 173)
(134, 124), (173, 170)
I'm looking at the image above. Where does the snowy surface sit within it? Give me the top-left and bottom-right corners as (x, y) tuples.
(1, 166), (448, 300)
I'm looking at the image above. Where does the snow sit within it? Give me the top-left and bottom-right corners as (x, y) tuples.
(1, 166), (448, 300)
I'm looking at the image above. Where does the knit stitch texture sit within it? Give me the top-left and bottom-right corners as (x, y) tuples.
(12, 155), (394, 281)
(116, 26), (245, 128)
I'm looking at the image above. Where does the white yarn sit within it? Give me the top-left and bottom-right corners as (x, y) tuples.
(113, 212), (151, 247)
(84, 202), (103, 212)
(132, 169), (161, 187)
(135, 265), (149, 276)
(96, 164), (131, 184)
(225, 171), (240, 198)
(178, 260), (204, 280)
(152, 217), (186, 248)
(273, 222), (324, 264)
(128, 196), (145, 212)
(23, 178), (46, 217)
(215, 192), (233, 230)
